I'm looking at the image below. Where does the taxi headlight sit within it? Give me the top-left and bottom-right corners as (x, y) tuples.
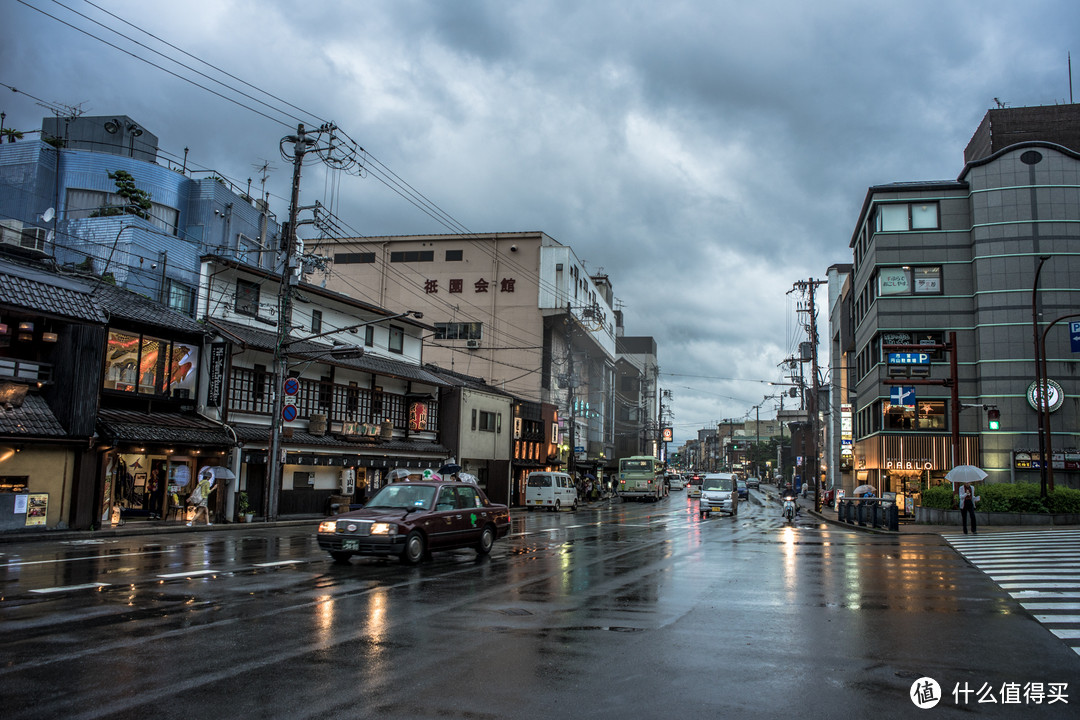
(370, 522), (397, 536)
(318, 521), (338, 534)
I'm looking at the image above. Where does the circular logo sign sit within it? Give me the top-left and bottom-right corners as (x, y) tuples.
(910, 677), (942, 709)
(1027, 379), (1064, 412)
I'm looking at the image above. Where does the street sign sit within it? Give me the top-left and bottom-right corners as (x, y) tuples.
(283, 377), (300, 396)
(890, 386), (916, 407)
(1071, 321), (1080, 353)
(282, 404), (298, 422)
(888, 352), (930, 365)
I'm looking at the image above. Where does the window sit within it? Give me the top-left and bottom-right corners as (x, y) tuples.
(478, 410), (497, 432)
(235, 279), (260, 316)
(166, 280), (194, 315)
(311, 310), (322, 334)
(334, 252), (375, 264)
(434, 322), (483, 340)
(390, 250), (434, 263)
(878, 399), (946, 431)
(877, 267), (942, 296)
(102, 330), (199, 398)
(388, 325), (404, 354)
(445, 249), (463, 261)
(64, 188), (179, 236)
(253, 364), (267, 401)
(364, 326), (374, 348)
(875, 202), (939, 232)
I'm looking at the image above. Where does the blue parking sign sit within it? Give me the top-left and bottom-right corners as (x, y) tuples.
(890, 386), (916, 407)
(1071, 322), (1080, 353)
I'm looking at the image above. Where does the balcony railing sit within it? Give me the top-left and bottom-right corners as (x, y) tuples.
(226, 367), (437, 431)
(0, 358), (52, 384)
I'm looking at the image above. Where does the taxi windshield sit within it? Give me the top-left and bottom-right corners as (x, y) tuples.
(366, 484), (437, 510)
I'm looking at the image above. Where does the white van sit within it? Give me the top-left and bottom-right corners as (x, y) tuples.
(526, 472), (579, 511)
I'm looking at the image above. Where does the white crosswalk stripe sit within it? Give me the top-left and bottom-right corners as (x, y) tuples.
(945, 529), (1080, 656)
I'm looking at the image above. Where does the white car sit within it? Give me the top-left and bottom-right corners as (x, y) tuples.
(666, 474), (686, 490)
(699, 473), (739, 517)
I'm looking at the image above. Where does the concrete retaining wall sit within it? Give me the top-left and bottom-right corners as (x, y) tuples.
(915, 506), (1080, 526)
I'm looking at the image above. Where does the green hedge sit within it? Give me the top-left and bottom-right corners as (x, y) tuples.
(919, 483), (1080, 513)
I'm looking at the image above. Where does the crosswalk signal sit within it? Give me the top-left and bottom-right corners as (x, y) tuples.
(987, 407), (1000, 430)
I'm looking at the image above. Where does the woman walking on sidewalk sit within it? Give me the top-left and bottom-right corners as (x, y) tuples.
(959, 482), (980, 535)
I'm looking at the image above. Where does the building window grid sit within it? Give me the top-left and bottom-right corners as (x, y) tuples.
(226, 368), (435, 430)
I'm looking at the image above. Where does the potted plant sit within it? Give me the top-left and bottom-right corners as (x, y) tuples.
(237, 492), (254, 522)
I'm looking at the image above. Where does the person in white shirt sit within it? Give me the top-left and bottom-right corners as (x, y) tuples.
(959, 482), (980, 534)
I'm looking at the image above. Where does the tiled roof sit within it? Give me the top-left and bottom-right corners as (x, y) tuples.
(97, 409), (234, 445)
(0, 259), (108, 323)
(90, 284), (208, 335)
(208, 318), (448, 386)
(232, 423), (447, 455)
(0, 393), (69, 437)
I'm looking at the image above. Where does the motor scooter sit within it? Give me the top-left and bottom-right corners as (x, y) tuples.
(782, 493), (797, 522)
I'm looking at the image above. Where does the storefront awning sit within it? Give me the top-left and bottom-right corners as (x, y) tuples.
(97, 409), (234, 447)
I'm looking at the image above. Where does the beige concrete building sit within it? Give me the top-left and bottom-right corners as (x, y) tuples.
(307, 231), (620, 476)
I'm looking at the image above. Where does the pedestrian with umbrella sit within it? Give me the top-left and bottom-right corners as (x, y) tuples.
(946, 465), (987, 535)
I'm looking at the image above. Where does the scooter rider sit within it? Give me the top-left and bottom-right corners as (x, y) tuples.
(780, 483), (800, 516)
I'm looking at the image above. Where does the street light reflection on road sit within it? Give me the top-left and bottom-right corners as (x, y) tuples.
(780, 526), (797, 601)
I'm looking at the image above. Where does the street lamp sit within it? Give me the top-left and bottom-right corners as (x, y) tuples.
(264, 310), (424, 520)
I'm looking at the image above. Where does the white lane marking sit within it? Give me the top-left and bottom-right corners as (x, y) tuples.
(1033, 615), (1080, 623)
(254, 560), (301, 567)
(1051, 629), (1080, 640)
(156, 570), (220, 578)
(2, 550), (171, 568)
(1021, 602), (1080, 611)
(30, 582), (109, 594)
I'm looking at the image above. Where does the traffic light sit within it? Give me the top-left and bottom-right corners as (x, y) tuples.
(987, 407), (1000, 430)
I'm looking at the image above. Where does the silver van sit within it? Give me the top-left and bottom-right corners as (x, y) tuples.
(526, 472), (579, 511)
(699, 473), (739, 517)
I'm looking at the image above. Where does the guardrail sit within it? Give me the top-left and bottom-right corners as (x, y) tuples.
(837, 498), (899, 531)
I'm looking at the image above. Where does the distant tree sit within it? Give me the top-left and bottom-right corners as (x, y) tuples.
(90, 170), (152, 221)
(1, 126), (24, 143)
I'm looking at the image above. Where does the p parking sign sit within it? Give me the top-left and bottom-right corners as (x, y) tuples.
(1070, 321), (1080, 353)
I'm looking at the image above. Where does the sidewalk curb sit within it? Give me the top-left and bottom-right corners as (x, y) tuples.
(0, 517), (320, 545)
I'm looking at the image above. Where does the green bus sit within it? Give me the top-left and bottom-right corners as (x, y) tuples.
(617, 456), (667, 502)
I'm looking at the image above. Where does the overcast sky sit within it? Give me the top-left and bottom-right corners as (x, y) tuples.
(4, 0), (1077, 445)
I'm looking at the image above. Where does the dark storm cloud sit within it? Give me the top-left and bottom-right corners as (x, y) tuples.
(3, 0), (1078, 442)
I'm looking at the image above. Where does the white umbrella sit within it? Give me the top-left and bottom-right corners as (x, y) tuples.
(197, 466), (236, 486)
(945, 465), (988, 485)
(457, 472), (479, 484)
(853, 484), (875, 495)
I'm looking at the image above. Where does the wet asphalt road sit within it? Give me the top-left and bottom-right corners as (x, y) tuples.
(2, 491), (1078, 720)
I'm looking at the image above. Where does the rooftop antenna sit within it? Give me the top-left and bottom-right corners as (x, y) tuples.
(1070, 52), (1074, 104)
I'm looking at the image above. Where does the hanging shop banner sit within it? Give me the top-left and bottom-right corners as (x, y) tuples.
(408, 401), (429, 432)
(207, 343), (228, 408)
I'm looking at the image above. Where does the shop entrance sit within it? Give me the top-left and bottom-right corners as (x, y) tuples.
(246, 464), (266, 518)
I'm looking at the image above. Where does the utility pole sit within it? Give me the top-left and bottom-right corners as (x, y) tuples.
(266, 125), (315, 521)
(791, 278), (827, 511)
(565, 303), (577, 478)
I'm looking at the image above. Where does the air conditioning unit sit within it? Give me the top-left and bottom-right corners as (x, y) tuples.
(20, 227), (48, 252)
(0, 220), (23, 247)
(339, 469), (356, 495)
(0, 221), (48, 252)
(466, 339), (481, 349)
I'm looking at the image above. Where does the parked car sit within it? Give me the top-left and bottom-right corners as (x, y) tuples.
(525, 471), (578, 511)
(686, 474), (704, 498)
(746, 476), (760, 490)
(317, 480), (510, 564)
(699, 473), (739, 517)
(736, 478), (749, 499)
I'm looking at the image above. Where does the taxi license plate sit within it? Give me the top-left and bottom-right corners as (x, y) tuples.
(342, 539), (359, 550)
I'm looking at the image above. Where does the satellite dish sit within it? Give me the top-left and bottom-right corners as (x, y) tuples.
(41, 208), (55, 223)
